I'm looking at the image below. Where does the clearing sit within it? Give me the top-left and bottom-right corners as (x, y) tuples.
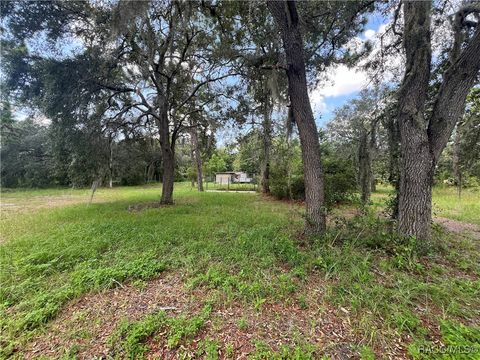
(0, 184), (479, 359)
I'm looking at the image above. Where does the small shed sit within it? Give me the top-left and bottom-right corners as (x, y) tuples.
(215, 171), (252, 184)
(215, 172), (235, 185)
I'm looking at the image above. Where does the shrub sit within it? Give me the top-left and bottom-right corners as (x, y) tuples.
(270, 153), (357, 207)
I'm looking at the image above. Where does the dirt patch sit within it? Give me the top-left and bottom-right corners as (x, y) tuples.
(434, 217), (480, 240)
(20, 272), (411, 360)
(22, 273), (202, 359)
(0, 194), (89, 215)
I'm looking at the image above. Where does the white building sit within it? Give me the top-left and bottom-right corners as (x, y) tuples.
(215, 172), (252, 184)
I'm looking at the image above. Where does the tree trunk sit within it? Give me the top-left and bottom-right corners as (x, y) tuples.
(260, 102), (272, 194)
(396, 2), (480, 241)
(396, 1), (433, 241)
(156, 101), (175, 205)
(190, 127), (204, 192)
(268, 1), (326, 235)
(452, 126), (462, 198)
(358, 127), (372, 207)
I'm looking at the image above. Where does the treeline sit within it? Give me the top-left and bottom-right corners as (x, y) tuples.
(1, 0), (479, 242)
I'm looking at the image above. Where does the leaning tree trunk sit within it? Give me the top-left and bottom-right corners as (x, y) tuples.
(268, 0), (326, 235)
(190, 127), (204, 192)
(156, 102), (175, 205)
(396, 1), (433, 241)
(260, 101), (272, 194)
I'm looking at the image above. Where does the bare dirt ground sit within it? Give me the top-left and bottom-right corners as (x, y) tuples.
(434, 217), (480, 240)
(20, 273), (410, 360)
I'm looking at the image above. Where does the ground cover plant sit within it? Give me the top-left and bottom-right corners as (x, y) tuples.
(1, 183), (479, 359)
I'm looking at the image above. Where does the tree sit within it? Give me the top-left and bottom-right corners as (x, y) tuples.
(266, 0), (374, 235)
(327, 89), (385, 207)
(396, 1), (480, 241)
(267, 1), (327, 235)
(1, 0), (239, 203)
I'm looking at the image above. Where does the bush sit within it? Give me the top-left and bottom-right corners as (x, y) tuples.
(270, 152), (357, 208)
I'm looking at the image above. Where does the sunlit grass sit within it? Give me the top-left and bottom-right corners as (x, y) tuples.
(371, 184), (480, 225)
(432, 186), (480, 225)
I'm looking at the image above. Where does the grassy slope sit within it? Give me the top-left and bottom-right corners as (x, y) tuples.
(1, 183), (479, 359)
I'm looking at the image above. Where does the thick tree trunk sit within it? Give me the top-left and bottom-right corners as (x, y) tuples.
(157, 102), (175, 205)
(396, 2), (480, 241)
(397, 1), (433, 241)
(358, 128), (372, 207)
(260, 103), (272, 194)
(428, 27), (480, 163)
(190, 128), (204, 192)
(268, 1), (326, 235)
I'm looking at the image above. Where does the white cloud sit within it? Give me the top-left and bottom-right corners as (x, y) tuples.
(318, 65), (369, 97)
(309, 19), (404, 121)
(309, 64), (368, 117)
(364, 29), (376, 40)
(309, 88), (328, 114)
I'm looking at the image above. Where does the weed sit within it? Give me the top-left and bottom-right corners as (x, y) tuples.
(237, 317), (248, 331)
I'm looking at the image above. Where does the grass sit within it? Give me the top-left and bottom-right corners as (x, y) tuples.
(0, 183), (479, 358)
(371, 184), (480, 225)
(432, 186), (480, 225)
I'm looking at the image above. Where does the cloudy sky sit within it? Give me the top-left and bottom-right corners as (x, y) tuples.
(311, 14), (389, 127)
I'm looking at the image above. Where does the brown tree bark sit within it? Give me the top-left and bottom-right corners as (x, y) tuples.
(384, 111), (400, 219)
(397, 1), (433, 241)
(157, 100), (175, 205)
(452, 126), (462, 198)
(268, 1), (326, 235)
(108, 135), (113, 188)
(396, 1), (480, 241)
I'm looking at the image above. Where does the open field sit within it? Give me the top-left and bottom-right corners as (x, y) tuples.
(1, 183), (479, 359)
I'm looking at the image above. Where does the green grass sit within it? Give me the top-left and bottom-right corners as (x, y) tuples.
(432, 186), (480, 225)
(371, 184), (480, 225)
(1, 183), (479, 358)
(108, 303), (213, 358)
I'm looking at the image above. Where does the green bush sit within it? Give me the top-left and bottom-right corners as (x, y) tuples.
(270, 154), (357, 207)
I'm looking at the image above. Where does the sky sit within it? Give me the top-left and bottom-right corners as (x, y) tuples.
(311, 14), (388, 128)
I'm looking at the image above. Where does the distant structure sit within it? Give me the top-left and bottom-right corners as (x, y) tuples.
(215, 171), (252, 184)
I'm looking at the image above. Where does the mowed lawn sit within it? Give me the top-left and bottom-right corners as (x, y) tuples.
(1, 183), (479, 359)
